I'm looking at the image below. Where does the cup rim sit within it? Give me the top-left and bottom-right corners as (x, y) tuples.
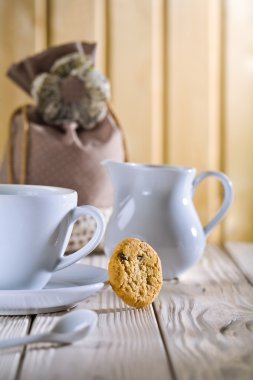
(0, 184), (77, 196)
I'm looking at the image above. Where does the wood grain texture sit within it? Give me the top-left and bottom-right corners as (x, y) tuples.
(0, 1), (252, 241)
(2, 246), (253, 379)
(166, 0), (223, 242)
(48, 0), (107, 74)
(0, 316), (31, 380)
(207, 0), (222, 243)
(48, 0), (96, 45)
(0, 0), (35, 163)
(19, 254), (171, 380)
(109, 0), (165, 164)
(34, 0), (48, 52)
(154, 245), (253, 380)
(226, 242), (253, 284)
(223, 0), (253, 241)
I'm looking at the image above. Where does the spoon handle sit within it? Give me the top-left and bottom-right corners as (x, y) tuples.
(0, 333), (50, 349)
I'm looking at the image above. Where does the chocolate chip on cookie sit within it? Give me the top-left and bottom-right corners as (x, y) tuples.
(108, 238), (163, 308)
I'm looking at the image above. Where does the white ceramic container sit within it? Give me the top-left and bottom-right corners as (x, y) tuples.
(0, 185), (105, 290)
(102, 161), (233, 279)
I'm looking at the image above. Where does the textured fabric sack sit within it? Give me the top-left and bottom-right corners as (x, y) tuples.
(0, 104), (125, 208)
(0, 42), (127, 251)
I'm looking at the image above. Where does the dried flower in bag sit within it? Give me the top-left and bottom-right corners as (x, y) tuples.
(2, 41), (127, 252)
(31, 52), (110, 129)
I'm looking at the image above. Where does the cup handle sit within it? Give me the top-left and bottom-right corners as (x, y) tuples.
(54, 205), (105, 272)
(192, 171), (233, 237)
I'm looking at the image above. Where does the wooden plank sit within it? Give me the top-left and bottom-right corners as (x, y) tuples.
(48, 0), (96, 45)
(48, 0), (108, 74)
(109, 0), (165, 164)
(166, 0), (223, 243)
(94, 0), (109, 75)
(207, 0), (222, 243)
(226, 242), (253, 284)
(0, 316), (31, 380)
(34, 0), (48, 53)
(166, 0), (209, 165)
(19, 254), (172, 380)
(223, 0), (253, 241)
(150, 0), (165, 164)
(0, 0), (36, 163)
(154, 245), (253, 380)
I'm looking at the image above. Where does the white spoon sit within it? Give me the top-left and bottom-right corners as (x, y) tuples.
(0, 309), (97, 349)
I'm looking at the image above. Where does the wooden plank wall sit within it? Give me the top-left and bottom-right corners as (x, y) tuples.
(0, 0), (252, 243)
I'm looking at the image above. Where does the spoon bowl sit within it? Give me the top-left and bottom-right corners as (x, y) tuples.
(0, 309), (97, 349)
(52, 309), (97, 335)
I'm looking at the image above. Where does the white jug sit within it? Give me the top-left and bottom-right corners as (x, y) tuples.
(102, 161), (233, 279)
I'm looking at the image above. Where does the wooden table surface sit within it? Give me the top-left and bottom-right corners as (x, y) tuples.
(1, 243), (253, 380)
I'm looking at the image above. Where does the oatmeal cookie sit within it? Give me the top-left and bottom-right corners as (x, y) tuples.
(108, 238), (163, 308)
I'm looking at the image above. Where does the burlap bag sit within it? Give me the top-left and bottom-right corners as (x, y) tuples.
(0, 42), (127, 252)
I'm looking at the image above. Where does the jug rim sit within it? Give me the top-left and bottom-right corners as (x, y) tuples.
(102, 160), (195, 172)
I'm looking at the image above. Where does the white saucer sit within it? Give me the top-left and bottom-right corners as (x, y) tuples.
(0, 264), (108, 315)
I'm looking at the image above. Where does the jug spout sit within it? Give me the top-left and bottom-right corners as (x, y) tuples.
(101, 159), (119, 169)
(101, 159), (123, 176)
(101, 160), (126, 185)
(101, 159), (128, 170)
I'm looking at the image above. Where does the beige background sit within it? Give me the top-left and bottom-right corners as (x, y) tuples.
(0, 0), (252, 242)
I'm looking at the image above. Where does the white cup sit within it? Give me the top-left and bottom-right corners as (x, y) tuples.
(0, 185), (105, 290)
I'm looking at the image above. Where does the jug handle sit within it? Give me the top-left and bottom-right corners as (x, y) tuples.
(192, 171), (233, 237)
